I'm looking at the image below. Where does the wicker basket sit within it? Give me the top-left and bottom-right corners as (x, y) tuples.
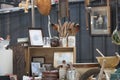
(96, 56), (119, 68)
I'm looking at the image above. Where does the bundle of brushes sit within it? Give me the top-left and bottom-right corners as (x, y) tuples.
(51, 21), (80, 38)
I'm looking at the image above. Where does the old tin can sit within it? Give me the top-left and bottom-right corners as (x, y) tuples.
(67, 69), (77, 80)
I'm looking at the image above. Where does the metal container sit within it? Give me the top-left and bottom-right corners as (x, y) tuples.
(67, 69), (77, 80)
(59, 68), (67, 80)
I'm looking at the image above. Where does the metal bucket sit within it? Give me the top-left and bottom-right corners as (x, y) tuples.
(67, 69), (77, 80)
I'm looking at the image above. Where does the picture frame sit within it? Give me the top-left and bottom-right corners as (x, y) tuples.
(53, 52), (73, 68)
(90, 6), (111, 35)
(42, 63), (52, 71)
(28, 28), (43, 46)
(32, 56), (45, 64)
(31, 62), (41, 76)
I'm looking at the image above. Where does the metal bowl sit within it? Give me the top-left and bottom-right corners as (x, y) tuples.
(96, 56), (119, 68)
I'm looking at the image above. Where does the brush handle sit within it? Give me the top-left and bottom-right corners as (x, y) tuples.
(96, 48), (105, 57)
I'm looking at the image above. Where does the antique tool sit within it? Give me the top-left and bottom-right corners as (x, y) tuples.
(96, 48), (120, 80)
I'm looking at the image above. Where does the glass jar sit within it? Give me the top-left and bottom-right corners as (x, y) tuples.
(50, 37), (60, 47)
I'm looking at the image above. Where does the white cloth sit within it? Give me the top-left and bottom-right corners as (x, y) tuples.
(0, 40), (9, 49)
(0, 40), (13, 75)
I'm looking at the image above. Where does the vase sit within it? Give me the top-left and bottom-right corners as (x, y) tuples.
(60, 37), (68, 47)
(68, 36), (75, 47)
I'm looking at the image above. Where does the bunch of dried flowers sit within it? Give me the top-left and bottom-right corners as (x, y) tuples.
(51, 21), (80, 38)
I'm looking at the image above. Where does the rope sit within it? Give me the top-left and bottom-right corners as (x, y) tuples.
(48, 15), (52, 38)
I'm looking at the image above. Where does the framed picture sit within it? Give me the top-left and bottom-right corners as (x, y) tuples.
(53, 52), (73, 68)
(90, 6), (111, 35)
(42, 63), (52, 71)
(28, 28), (43, 46)
(31, 62), (41, 76)
(32, 56), (45, 64)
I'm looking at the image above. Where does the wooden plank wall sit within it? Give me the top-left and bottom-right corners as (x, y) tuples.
(0, 1), (119, 63)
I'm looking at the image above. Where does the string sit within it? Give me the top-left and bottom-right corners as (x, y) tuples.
(116, 0), (118, 30)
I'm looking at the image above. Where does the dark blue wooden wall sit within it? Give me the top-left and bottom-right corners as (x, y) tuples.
(0, 1), (119, 63)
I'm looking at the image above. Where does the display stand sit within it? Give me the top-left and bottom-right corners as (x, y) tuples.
(25, 47), (76, 75)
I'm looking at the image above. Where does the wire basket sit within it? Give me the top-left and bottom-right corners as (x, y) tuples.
(96, 56), (119, 68)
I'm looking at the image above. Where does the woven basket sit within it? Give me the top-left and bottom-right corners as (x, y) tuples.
(96, 56), (119, 68)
